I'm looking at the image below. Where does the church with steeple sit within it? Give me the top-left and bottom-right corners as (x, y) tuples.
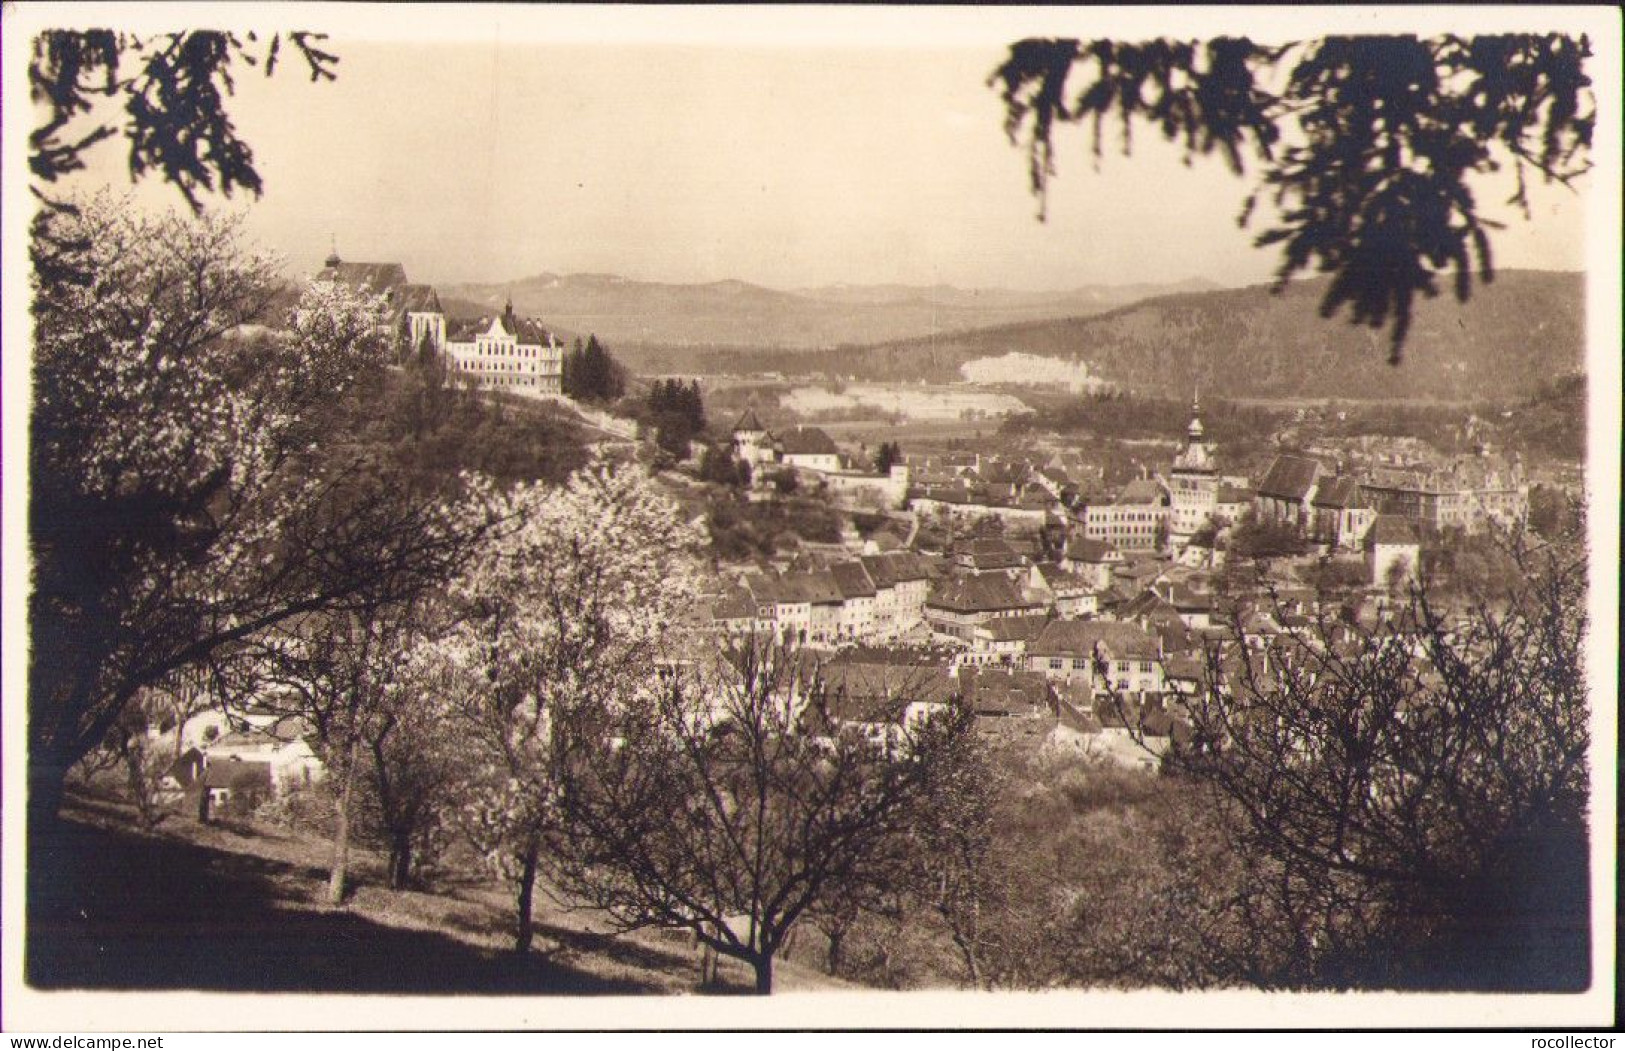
(1168, 392), (1219, 541)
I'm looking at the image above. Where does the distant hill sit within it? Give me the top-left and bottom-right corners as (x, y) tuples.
(764, 270), (1584, 403)
(439, 273), (1221, 350)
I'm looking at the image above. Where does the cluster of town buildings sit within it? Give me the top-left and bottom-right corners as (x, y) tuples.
(295, 252), (1540, 777)
(699, 395), (1534, 769)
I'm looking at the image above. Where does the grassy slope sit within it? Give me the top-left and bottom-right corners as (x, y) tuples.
(26, 791), (847, 996)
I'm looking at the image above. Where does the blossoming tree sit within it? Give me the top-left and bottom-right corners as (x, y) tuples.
(28, 199), (469, 826)
(430, 464), (706, 954)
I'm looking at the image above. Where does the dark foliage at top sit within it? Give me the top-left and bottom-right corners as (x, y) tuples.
(992, 34), (1593, 360)
(28, 29), (338, 211)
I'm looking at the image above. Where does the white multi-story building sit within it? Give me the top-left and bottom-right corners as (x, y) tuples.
(444, 304), (565, 394)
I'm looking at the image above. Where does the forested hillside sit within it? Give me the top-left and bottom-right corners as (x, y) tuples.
(665, 271), (1583, 402)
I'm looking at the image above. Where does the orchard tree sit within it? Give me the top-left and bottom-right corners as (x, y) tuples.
(226, 584), (475, 901)
(550, 637), (980, 994)
(431, 465), (705, 954)
(992, 33), (1593, 359)
(1136, 524), (1590, 988)
(27, 200), (467, 826)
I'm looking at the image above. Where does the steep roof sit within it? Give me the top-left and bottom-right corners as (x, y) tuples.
(1311, 476), (1368, 510)
(779, 570), (844, 605)
(397, 283), (442, 314)
(711, 586), (758, 622)
(1257, 454), (1323, 502)
(959, 667), (1052, 717)
(316, 260), (409, 294)
(1034, 562), (1093, 593)
(1064, 537), (1121, 564)
(732, 409), (766, 433)
(829, 561), (877, 599)
(200, 760), (273, 792)
(1366, 514), (1420, 547)
(957, 537), (1025, 570)
(859, 552), (932, 587)
(446, 308), (556, 345)
(1028, 619), (1160, 660)
(1117, 478), (1168, 506)
(778, 426), (839, 457)
(820, 663), (960, 717)
(926, 574), (1037, 615)
(975, 613), (1052, 644)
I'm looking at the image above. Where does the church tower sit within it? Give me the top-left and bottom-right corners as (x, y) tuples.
(1169, 391), (1218, 541)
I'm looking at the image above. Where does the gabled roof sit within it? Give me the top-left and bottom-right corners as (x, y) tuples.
(446, 308), (556, 346)
(1216, 482), (1254, 503)
(211, 719), (310, 750)
(1034, 562), (1093, 593)
(1257, 454), (1323, 501)
(1064, 537), (1121, 564)
(1311, 476), (1368, 510)
(711, 586), (758, 621)
(829, 561), (877, 599)
(1029, 620), (1160, 661)
(778, 570), (844, 606)
(1117, 478), (1169, 506)
(778, 426), (839, 457)
(733, 409), (766, 433)
(959, 666), (1053, 716)
(820, 663), (960, 717)
(926, 574), (1038, 615)
(1163, 654), (1206, 681)
(166, 748), (206, 787)
(1366, 514), (1420, 547)
(975, 613), (1052, 644)
(859, 552), (932, 587)
(316, 260), (409, 294)
(957, 537), (1025, 570)
(200, 760), (273, 791)
(398, 283), (443, 315)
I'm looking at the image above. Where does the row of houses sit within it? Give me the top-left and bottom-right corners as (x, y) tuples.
(714, 551), (935, 645)
(1255, 451), (1527, 543)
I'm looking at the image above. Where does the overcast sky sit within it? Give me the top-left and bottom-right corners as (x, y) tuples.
(63, 6), (1593, 291)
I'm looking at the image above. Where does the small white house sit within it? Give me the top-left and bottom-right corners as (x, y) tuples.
(1366, 514), (1421, 588)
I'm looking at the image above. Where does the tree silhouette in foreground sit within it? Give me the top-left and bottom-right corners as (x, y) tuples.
(992, 34), (1593, 360)
(28, 201), (471, 825)
(29, 28), (338, 211)
(1109, 523), (1590, 988)
(551, 638), (978, 994)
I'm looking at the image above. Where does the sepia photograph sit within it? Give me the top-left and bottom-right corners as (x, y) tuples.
(1, 2), (1617, 1033)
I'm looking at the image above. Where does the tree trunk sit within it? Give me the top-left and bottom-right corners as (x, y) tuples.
(514, 839), (540, 955)
(28, 743), (72, 834)
(327, 735), (359, 906)
(752, 953), (774, 995)
(825, 926), (845, 976)
(388, 831), (412, 891)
